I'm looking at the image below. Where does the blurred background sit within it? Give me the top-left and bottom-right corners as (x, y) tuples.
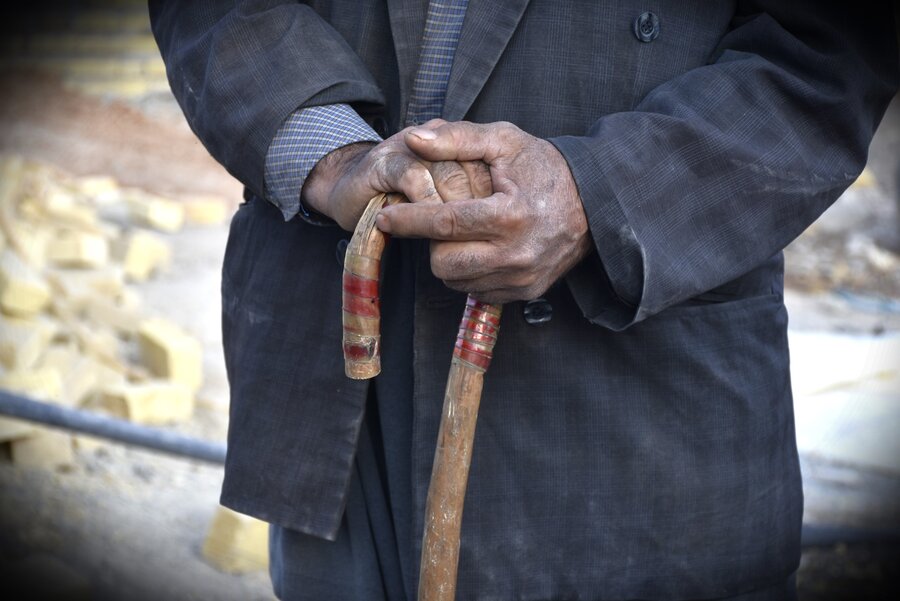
(0, 1), (897, 599)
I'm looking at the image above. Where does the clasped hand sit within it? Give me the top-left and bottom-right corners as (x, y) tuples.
(302, 120), (591, 304)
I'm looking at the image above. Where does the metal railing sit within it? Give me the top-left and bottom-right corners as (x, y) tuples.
(0, 388), (225, 464)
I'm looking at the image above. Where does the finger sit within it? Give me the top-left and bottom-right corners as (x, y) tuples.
(369, 151), (441, 204)
(441, 274), (543, 304)
(429, 239), (497, 281)
(420, 118), (447, 129)
(430, 161), (472, 202)
(460, 160), (492, 198)
(405, 121), (515, 163)
(442, 278), (522, 301)
(452, 286), (535, 305)
(377, 195), (508, 239)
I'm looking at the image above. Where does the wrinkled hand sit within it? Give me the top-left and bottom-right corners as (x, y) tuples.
(302, 126), (491, 231)
(376, 121), (592, 303)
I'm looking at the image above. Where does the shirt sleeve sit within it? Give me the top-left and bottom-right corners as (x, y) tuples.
(264, 103), (383, 223)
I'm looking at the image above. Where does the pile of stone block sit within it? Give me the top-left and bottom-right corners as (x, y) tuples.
(0, 154), (226, 468)
(202, 506), (270, 573)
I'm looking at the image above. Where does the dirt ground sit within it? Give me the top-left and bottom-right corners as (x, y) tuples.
(0, 71), (242, 202)
(0, 71), (898, 600)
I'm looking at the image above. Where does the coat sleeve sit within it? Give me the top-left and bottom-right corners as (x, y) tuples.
(551, 1), (899, 331)
(149, 0), (386, 196)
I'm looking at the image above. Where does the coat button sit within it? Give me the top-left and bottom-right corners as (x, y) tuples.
(523, 298), (552, 325)
(633, 12), (660, 43)
(336, 239), (349, 266)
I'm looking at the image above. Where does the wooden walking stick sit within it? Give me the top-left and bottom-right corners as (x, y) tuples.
(343, 193), (502, 601)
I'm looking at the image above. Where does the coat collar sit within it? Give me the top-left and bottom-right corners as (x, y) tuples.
(387, 0), (532, 125)
(442, 0), (532, 121)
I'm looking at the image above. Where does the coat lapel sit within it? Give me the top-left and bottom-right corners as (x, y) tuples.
(442, 0), (532, 121)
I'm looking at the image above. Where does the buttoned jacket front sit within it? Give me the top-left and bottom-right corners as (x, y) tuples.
(151, 1), (898, 598)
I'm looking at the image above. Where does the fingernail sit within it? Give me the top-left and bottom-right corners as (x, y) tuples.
(375, 212), (391, 233)
(408, 128), (437, 141)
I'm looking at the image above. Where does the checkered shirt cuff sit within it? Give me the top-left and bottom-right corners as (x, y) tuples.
(264, 104), (382, 223)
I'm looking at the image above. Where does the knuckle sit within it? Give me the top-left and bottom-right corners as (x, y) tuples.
(496, 120), (517, 135)
(370, 151), (398, 182)
(397, 163), (420, 185)
(434, 247), (478, 279)
(440, 169), (469, 191)
(494, 121), (523, 146)
(401, 165), (435, 193)
(431, 161), (466, 185)
(518, 271), (540, 290)
(497, 200), (524, 228)
(431, 207), (457, 238)
(512, 246), (538, 269)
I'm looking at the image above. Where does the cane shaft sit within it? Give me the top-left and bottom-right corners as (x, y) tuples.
(418, 298), (501, 601)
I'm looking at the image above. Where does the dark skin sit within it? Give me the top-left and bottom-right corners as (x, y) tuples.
(303, 119), (591, 304)
(302, 125), (492, 230)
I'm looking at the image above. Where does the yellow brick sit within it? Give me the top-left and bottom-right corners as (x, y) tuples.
(0, 251), (50, 317)
(142, 58), (168, 77)
(0, 417), (37, 442)
(10, 429), (75, 469)
(0, 366), (63, 442)
(14, 225), (50, 269)
(122, 230), (170, 281)
(46, 57), (143, 78)
(83, 295), (140, 335)
(73, 433), (107, 453)
(0, 316), (57, 370)
(17, 197), (45, 223)
(73, 175), (119, 204)
(202, 507), (269, 573)
(852, 167), (877, 188)
(0, 366), (64, 402)
(38, 346), (102, 406)
(87, 356), (126, 389)
(137, 318), (203, 391)
(47, 230), (109, 268)
(183, 197), (230, 226)
(92, 328), (120, 359)
(68, 79), (151, 99)
(96, 381), (194, 425)
(50, 266), (125, 308)
(27, 33), (160, 56)
(42, 190), (99, 228)
(126, 194), (184, 233)
(117, 287), (141, 309)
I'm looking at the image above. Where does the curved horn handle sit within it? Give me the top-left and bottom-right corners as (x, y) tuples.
(342, 192), (404, 379)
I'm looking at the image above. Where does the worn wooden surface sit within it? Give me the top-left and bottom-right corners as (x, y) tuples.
(418, 298), (501, 601)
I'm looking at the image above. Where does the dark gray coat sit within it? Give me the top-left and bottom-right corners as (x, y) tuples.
(151, 1), (898, 598)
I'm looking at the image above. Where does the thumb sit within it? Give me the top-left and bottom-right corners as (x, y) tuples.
(405, 121), (506, 164)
